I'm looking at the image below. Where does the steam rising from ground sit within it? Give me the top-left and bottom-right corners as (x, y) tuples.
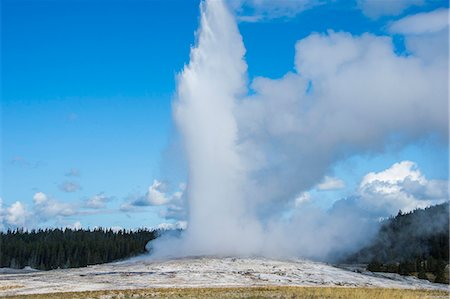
(169, 0), (262, 255)
(149, 1), (448, 260)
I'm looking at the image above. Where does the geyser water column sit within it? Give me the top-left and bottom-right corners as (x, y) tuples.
(169, 0), (262, 256)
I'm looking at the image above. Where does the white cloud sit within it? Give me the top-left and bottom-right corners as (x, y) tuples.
(294, 192), (311, 207)
(147, 180), (170, 206)
(389, 8), (449, 35)
(33, 192), (48, 204)
(32, 192), (76, 221)
(358, 161), (448, 215)
(154, 221), (188, 231)
(5, 201), (29, 228)
(233, 0), (437, 23)
(1, 191), (117, 230)
(233, 0), (320, 22)
(121, 180), (186, 216)
(360, 161), (424, 189)
(85, 193), (110, 209)
(357, 0), (424, 18)
(317, 176), (346, 191)
(67, 221), (82, 230)
(233, 0), (438, 21)
(1, 193), (78, 230)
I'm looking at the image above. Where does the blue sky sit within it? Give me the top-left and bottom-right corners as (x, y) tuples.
(1, 0), (448, 230)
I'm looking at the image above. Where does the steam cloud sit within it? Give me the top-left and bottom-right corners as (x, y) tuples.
(149, 1), (448, 261)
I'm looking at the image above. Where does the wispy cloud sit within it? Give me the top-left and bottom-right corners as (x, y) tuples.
(65, 168), (81, 177)
(389, 8), (449, 35)
(357, 0), (424, 19)
(59, 181), (82, 193)
(10, 156), (44, 169)
(316, 176), (346, 191)
(234, 0), (321, 22)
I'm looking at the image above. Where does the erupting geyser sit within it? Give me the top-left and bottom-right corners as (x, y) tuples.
(149, 0), (448, 260)
(151, 0), (265, 257)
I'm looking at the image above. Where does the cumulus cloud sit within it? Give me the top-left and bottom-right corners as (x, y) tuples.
(5, 201), (30, 228)
(147, 180), (170, 206)
(357, 0), (424, 18)
(32, 192), (48, 205)
(33, 192), (76, 220)
(388, 9), (449, 65)
(357, 161), (448, 216)
(389, 8), (448, 35)
(360, 161), (423, 187)
(121, 181), (186, 214)
(316, 176), (346, 191)
(0, 192), (81, 230)
(59, 181), (82, 193)
(85, 193), (111, 209)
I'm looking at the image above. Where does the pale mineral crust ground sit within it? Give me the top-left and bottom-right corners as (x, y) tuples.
(0, 257), (447, 296)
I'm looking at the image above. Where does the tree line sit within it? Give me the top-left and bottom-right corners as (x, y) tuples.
(0, 228), (158, 270)
(347, 202), (449, 284)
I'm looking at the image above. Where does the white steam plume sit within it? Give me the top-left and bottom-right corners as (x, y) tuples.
(149, 2), (448, 261)
(151, 0), (263, 257)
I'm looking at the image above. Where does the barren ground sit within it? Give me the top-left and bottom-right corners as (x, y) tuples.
(0, 257), (448, 297)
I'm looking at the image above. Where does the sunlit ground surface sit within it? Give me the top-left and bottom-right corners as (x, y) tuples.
(3, 286), (450, 299)
(1, 257), (447, 297)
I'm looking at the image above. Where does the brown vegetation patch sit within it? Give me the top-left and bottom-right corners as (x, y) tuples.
(2, 286), (449, 299)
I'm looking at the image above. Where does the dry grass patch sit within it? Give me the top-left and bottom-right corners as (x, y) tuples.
(2, 286), (449, 299)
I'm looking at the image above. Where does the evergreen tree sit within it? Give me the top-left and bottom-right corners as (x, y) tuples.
(434, 260), (448, 284)
(0, 228), (158, 270)
(345, 202), (449, 284)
